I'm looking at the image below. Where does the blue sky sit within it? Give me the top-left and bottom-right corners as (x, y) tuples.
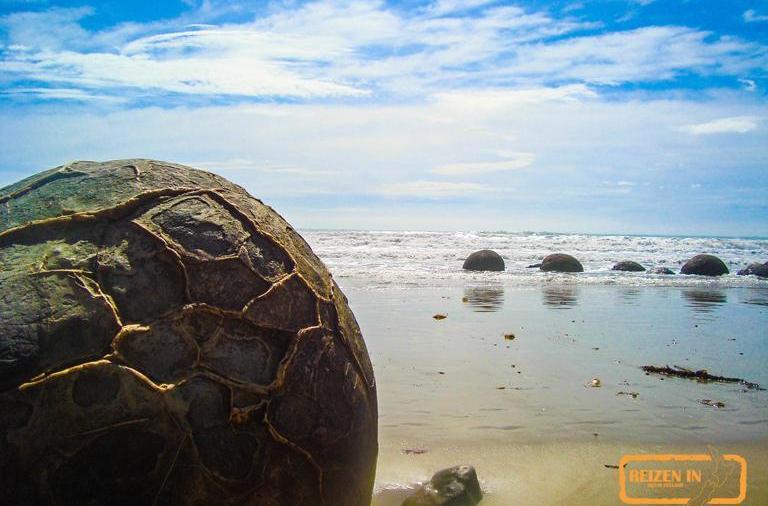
(0, 0), (766, 236)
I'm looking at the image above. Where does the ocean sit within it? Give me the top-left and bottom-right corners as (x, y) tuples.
(303, 230), (768, 505)
(304, 230), (768, 288)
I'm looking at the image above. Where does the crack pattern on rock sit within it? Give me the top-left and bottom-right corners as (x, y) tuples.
(0, 159), (377, 506)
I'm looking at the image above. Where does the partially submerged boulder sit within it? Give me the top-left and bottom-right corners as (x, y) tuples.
(680, 254), (729, 276)
(463, 250), (505, 272)
(402, 465), (483, 506)
(650, 267), (675, 275)
(737, 263), (768, 278)
(539, 253), (583, 273)
(612, 261), (645, 272)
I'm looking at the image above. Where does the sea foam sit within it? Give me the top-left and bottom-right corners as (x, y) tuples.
(302, 230), (768, 288)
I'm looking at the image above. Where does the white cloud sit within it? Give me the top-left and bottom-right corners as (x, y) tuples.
(432, 152), (535, 175)
(434, 84), (597, 108)
(681, 116), (759, 135)
(0, 83), (765, 234)
(508, 26), (766, 85)
(188, 158), (337, 176)
(1, 26), (368, 98)
(376, 180), (496, 198)
(0, 87), (124, 102)
(1, 2), (765, 101)
(738, 78), (757, 91)
(0, 7), (92, 50)
(424, 0), (499, 17)
(743, 10), (768, 23)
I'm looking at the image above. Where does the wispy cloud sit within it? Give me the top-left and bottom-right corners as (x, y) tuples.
(423, 0), (499, 17)
(0, 1), (766, 234)
(1, 1), (766, 102)
(738, 78), (757, 91)
(376, 180), (496, 198)
(189, 158), (337, 176)
(432, 152), (535, 175)
(508, 26), (767, 85)
(0, 82), (765, 233)
(0, 86), (124, 102)
(681, 116), (759, 135)
(743, 9), (768, 23)
(434, 84), (597, 108)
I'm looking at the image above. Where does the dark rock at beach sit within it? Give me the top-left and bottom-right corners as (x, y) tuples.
(612, 261), (645, 272)
(463, 250), (505, 271)
(402, 465), (483, 506)
(680, 255), (729, 276)
(737, 263), (768, 278)
(540, 253), (583, 273)
(650, 267), (675, 275)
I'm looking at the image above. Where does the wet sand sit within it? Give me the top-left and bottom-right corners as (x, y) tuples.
(339, 282), (768, 504)
(372, 440), (768, 505)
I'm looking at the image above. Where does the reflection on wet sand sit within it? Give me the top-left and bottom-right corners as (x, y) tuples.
(542, 286), (579, 309)
(682, 289), (727, 313)
(740, 289), (768, 307)
(619, 287), (641, 305)
(463, 285), (504, 312)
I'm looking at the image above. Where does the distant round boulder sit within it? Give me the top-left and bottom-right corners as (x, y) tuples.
(680, 254), (729, 276)
(650, 267), (675, 275)
(539, 253), (583, 273)
(612, 260), (645, 272)
(737, 263), (768, 278)
(462, 249), (505, 271)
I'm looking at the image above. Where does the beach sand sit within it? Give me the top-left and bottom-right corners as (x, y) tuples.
(372, 439), (768, 505)
(339, 282), (768, 505)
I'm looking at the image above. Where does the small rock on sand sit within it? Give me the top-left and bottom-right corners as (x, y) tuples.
(401, 465), (483, 506)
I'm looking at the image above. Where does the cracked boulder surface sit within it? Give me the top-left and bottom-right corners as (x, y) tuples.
(0, 159), (377, 506)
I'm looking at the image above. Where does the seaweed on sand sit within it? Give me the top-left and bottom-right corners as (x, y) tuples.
(641, 365), (763, 390)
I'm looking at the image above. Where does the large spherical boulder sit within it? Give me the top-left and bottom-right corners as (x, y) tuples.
(612, 260), (645, 272)
(462, 249), (505, 271)
(539, 253), (584, 273)
(737, 263), (768, 278)
(0, 160), (378, 506)
(680, 254), (729, 276)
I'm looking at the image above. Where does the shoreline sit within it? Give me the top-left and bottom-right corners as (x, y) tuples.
(373, 438), (768, 505)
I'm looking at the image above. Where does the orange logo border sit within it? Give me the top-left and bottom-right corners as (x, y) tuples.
(618, 454), (747, 505)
